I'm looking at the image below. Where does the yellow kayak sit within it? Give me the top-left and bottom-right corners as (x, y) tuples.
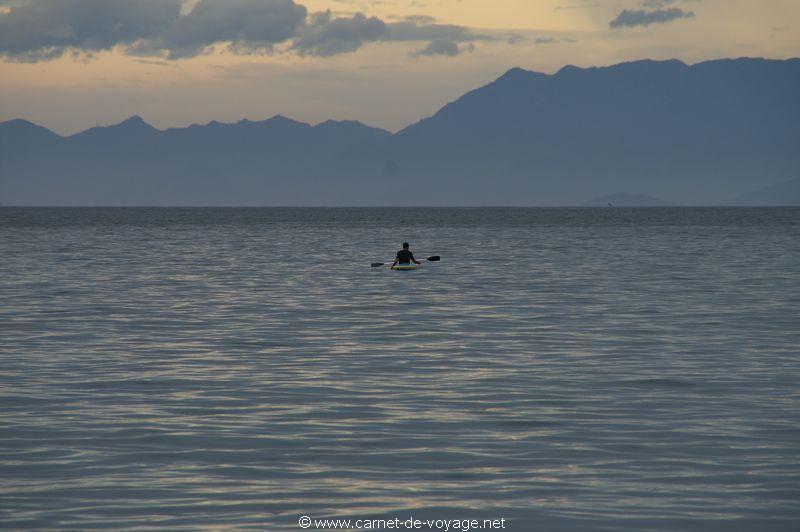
(390, 264), (420, 271)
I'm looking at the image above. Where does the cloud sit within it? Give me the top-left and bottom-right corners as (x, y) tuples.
(0, 0), (181, 61)
(386, 19), (484, 42)
(640, 0), (701, 7)
(291, 10), (489, 57)
(399, 15), (437, 25)
(410, 39), (474, 58)
(609, 8), (695, 29)
(291, 11), (385, 56)
(554, 3), (599, 10)
(164, 0), (307, 58)
(640, 0), (677, 7)
(0, 0), (494, 62)
(136, 58), (174, 66)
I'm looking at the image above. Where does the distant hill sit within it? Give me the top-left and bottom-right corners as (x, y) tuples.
(581, 193), (678, 207)
(0, 115), (394, 206)
(726, 177), (800, 206)
(1, 57), (798, 206)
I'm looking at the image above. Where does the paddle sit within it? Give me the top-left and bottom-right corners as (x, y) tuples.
(371, 255), (440, 267)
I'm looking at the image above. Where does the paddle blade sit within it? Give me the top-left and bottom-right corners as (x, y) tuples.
(371, 262), (385, 267)
(426, 255), (440, 262)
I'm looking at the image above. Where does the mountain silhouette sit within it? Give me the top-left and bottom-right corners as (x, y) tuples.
(726, 177), (800, 205)
(1, 57), (798, 206)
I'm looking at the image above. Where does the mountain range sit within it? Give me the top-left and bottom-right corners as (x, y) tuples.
(1, 57), (799, 206)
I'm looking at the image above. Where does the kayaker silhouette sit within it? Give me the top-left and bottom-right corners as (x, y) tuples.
(392, 242), (422, 268)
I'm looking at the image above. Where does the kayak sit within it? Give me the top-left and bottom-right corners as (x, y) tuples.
(370, 256), (438, 269)
(390, 263), (420, 271)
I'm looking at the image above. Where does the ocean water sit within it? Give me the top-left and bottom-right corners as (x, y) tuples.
(1, 207), (799, 531)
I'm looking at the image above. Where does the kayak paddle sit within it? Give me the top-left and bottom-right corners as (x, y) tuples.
(371, 255), (440, 267)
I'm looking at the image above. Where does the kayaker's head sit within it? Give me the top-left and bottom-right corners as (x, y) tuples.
(402, 242), (409, 249)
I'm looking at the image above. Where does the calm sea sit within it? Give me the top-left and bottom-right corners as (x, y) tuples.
(1, 207), (799, 530)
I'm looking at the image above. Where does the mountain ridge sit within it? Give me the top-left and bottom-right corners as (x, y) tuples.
(4, 56), (797, 139)
(1, 57), (798, 206)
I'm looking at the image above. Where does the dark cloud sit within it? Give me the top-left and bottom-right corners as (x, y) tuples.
(0, 0), (180, 62)
(609, 8), (695, 28)
(291, 11), (385, 56)
(291, 9), (489, 57)
(0, 0), (495, 62)
(410, 39), (473, 58)
(158, 0), (308, 58)
(386, 20), (485, 42)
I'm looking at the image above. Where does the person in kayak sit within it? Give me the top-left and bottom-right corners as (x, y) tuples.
(392, 242), (422, 267)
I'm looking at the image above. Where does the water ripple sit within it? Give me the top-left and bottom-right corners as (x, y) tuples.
(1, 207), (799, 530)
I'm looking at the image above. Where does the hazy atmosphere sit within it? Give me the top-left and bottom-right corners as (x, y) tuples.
(2, 2), (800, 531)
(1, 0), (799, 134)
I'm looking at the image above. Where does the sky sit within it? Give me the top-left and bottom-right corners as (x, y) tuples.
(0, 0), (798, 135)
